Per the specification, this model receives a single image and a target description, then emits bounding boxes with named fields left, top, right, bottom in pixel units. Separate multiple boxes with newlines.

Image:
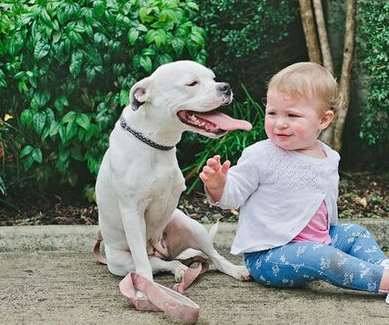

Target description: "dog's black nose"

left=217, top=83, right=231, bottom=96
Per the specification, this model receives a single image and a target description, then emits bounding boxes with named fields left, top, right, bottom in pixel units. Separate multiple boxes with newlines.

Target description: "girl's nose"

left=275, top=117, right=288, bottom=128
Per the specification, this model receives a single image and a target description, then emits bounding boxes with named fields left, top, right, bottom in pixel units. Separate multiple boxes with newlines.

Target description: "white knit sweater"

left=213, top=139, right=340, bottom=254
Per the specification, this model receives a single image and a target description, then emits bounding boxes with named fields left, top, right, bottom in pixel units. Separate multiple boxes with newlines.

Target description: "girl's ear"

left=319, top=110, right=335, bottom=130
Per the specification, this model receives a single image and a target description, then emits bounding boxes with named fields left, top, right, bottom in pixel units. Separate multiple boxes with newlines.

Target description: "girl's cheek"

left=264, top=121, right=272, bottom=134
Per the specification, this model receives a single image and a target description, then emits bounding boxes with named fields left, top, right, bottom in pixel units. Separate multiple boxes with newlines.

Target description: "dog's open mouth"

left=177, top=110, right=252, bottom=135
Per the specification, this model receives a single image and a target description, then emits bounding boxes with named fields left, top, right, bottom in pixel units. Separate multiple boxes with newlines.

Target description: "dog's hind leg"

left=149, top=257, right=189, bottom=282
left=172, top=209, right=251, bottom=281
left=105, top=245, right=188, bottom=282
left=175, top=248, right=207, bottom=261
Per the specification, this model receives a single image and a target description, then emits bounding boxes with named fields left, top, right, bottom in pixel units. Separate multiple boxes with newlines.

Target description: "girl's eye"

left=266, top=111, right=276, bottom=116
left=187, top=80, right=198, bottom=87
left=288, top=114, right=300, bottom=118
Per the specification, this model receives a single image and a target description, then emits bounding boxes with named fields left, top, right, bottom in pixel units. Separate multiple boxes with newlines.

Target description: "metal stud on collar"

left=119, top=116, right=175, bottom=151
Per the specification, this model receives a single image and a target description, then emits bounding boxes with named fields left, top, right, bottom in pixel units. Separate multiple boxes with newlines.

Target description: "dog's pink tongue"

left=196, top=112, right=252, bottom=131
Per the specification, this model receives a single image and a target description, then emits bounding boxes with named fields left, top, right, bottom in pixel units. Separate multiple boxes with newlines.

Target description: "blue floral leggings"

left=243, top=223, right=387, bottom=293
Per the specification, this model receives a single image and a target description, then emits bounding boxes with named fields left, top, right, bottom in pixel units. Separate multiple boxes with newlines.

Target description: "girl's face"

left=265, top=89, right=334, bottom=157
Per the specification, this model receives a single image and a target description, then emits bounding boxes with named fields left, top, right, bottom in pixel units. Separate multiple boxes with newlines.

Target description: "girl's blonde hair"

left=267, top=62, right=344, bottom=114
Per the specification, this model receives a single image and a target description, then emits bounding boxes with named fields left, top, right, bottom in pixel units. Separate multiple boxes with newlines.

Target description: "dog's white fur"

left=95, top=60, right=250, bottom=283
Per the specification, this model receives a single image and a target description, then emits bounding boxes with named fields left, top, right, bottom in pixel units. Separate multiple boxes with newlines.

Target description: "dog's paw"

left=230, top=265, right=252, bottom=281
left=174, top=262, right=189, bottom=282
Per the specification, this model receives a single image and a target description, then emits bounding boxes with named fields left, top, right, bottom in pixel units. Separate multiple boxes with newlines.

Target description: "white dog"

left=95, top=60, right=252, bottom=284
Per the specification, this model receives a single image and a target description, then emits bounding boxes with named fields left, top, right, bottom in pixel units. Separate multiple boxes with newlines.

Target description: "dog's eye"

left=186, top=80, right=198, bottom=87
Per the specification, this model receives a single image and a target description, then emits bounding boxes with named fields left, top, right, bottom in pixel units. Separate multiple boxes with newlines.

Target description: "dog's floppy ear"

left=129, top=77, right=153, bottom=111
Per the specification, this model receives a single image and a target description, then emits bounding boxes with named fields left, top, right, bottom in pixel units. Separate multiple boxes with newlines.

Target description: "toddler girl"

left=200, top=62, right=389, bottom=302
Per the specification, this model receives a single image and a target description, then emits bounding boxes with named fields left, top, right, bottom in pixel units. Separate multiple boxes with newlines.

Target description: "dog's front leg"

left=119, top=202, right=153, bottom=281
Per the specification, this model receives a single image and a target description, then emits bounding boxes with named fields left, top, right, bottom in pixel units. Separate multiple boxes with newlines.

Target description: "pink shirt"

left=292, top=200, right=331, bottom=244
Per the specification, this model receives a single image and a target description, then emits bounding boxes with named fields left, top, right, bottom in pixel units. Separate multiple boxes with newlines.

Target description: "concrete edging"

left=0, top=218, right=388, bottom=252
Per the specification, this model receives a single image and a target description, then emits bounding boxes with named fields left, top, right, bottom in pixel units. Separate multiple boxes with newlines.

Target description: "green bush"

left=0, top=0, right=206, bottom=196
left=195, top=0, right=301, bottom=100
left=357, top=1, right=389, bottom=151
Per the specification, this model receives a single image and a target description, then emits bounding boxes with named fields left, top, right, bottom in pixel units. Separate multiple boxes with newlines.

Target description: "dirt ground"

left=1, top=247, right=388, bottom=325
left=0, top=171, right=388, bottom=226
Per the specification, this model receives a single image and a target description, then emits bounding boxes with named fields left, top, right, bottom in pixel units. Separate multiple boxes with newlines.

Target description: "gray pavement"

left=1, top=219, right=389, bottom=325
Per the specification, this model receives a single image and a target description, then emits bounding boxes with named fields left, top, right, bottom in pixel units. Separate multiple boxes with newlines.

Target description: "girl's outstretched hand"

left=199, top=155, right=230, bottom=202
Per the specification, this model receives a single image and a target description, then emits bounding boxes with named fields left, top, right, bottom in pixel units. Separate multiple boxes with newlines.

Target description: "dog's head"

left=129, top=60, right=252, bottom=138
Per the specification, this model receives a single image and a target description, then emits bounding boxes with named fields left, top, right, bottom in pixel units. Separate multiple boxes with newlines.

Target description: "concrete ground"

left=1, top=220, right=389, bottom=325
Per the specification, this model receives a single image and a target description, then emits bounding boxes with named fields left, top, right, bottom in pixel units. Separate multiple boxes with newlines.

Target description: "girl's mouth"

left=275, top=134, right=291, bottom=140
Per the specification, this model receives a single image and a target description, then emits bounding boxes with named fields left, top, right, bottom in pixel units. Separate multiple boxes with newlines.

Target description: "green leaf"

left=66, top=121, right=78, bottom=140
left=137, top=24, right=148, bottom=32
left=40, top=9, right=53, bottom=28
left=164, top=9, right=177, bottom=23
left=21, top=109, right=33, bottom=126
left=58, top=125, right=66, bottom=144
left=45, top=108, right=55, bottom=124
left=140, top=56, right=152, bottom=73
left=94, top=32, right=106, bottom=45
left=123, top=2, right=131, bottom=15
left=159, top=10, right=167, bottom=22
left=33, top=91, right=51, bottom=108
left=76, top=114, right=90, bottom=130
left=132, top=54, right=141, bottom=70
left=139, top=7, right=153, bottom=23
left=23, top=156, right=34, bottom=170
left=83, top=8, right=94, bottom=25
left=141, top=48, right=156, bottom=56
left=34, top=41, right=50, bottom=61
left=154, top=31, right=166, bottom=47
left=157, top=53, right=173, bottom=66
left=93, top=0, right=105, bottom=17
left=53, top=30, right=61, bottom=43
left=9, top=33, right=24, bottom=57
left=0, top=69, right=6, bottom=88
left=70, top=50, right=83, bottom=77
left=172, top=38, right=184, bottom=55
left=19, top=145, right=34, bottom=158
left=49, top=122, right=60, bottom=139
left=145, top=29, right=156, bottom=44
left=86, top=67, right=96, bottom=84
left=186, top=2, right=199, bottom=11
left=128, top=28, right=139, bottom=46
left=62, top=111, right=77, bottom=124
left=54, top=96, right=69, bottom=112
left=120, top=89, right=130, bottom=106
left=78, top=129, right=85, bottom=142
left=68, top=30, right=84, bottom=45
left=29, top=76, right=37, bottom=88
left=85, top=124, right=97, bottom=141
left=190, top=30, right=204, bottom=45
left=31, top=148, right=43, bottom=164
left=32, top=111, right=47, bottom=135
left=57, top=149, right=70, bottom=172
left=83, top=46, right=102, bottom=65
left=18, top=81, right=28, bottom=93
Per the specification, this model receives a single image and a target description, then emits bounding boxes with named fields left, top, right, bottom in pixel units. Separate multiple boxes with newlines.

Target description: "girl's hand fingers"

left=202, top=166, right=215, bottom=176
left=199, top=172, right=208, bottom=182
left=221, top=160, right=231, bottom=174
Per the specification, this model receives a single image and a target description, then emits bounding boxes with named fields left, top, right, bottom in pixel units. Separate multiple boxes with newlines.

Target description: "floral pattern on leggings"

left=243, top=223, right=387, bottom=293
